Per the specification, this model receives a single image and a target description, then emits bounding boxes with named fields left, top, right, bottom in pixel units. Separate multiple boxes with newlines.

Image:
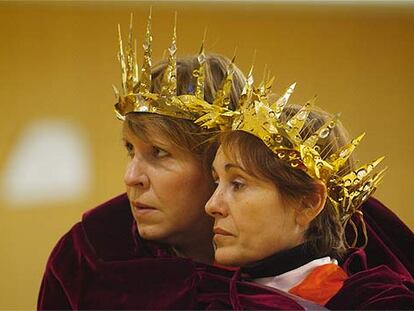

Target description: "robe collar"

left=241, top=243, right=324, bottom=278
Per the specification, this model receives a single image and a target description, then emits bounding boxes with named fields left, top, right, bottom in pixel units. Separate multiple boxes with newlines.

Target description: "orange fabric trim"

left=288, top=263, right=348, bottom=306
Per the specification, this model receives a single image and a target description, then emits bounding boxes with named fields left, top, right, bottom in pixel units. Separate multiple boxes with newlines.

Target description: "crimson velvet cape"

left=38, top=194, right=414, bottom=310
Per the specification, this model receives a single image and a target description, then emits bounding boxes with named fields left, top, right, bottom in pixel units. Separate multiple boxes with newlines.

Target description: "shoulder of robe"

left=350, top=197, right=414, bottom=278
left=326, top=264, right=414, bottom=310
left=79, top=193, right=135, bottom=260
left=46, top=193, right=133, bottom=266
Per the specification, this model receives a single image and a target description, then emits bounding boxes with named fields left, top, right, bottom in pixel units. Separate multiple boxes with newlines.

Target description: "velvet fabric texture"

left=38, top=194, right=414, bottom=310
left=349, top=197, right=414, bottom=279
left=327, top=249, right=414, bottom=309
left=332, top=197, right=414, bottom=309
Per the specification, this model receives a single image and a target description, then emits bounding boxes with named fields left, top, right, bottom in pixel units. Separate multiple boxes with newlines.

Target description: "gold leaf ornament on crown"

left=113, top=12, right=385, bottom=247
left=114, top=11, right=233, bottom=122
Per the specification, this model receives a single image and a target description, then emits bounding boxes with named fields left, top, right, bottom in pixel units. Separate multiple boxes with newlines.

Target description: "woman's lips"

left=213, top=227, right=233, bottom=243
left=132, top=202, right=157, bottom=216
left=213, top=227, right=232, bottom=236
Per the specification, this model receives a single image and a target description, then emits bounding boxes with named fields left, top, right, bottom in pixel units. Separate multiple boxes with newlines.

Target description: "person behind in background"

left=204, top=79, right=414, bottom=309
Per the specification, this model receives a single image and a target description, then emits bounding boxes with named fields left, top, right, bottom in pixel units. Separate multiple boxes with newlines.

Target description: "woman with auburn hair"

left=205, top=91, right=414, bottom=309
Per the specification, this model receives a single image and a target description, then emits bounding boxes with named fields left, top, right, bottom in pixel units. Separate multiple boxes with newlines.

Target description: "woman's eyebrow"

left=211, top=161, right=247, bottom=177
left=224, top=163, right=256, bottom=181
left=224, top=163, right=245, bottom=173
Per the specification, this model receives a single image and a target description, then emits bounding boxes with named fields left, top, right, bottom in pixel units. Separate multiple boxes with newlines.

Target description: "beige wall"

left=1, top=1, right=413, bottom=309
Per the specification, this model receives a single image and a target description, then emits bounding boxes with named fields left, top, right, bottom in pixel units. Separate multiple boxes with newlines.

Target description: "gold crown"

left=195, top=68, right=385, bottom=244
left=113, top=12, right=236, bottom=121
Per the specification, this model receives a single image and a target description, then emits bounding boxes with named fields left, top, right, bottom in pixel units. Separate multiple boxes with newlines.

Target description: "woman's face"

left=205, top=147, right=304, bottom=267
left=123, top=123, right=215, bottom=249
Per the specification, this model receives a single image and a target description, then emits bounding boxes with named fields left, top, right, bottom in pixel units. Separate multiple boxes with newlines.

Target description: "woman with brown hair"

left=37, top=14, right=249, bottom=309
left=205, top=81, right=414, bottom=309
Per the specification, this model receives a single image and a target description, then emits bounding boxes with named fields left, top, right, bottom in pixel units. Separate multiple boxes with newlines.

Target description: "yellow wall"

left=1, top=2, right=413, bottom=309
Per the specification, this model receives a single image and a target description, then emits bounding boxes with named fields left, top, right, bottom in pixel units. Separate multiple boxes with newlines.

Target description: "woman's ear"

left=295, top=181, right=327, bottom=227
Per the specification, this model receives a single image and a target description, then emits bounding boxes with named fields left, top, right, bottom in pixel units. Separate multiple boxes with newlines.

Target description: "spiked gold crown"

left=114, top=12, right=235, bottom=122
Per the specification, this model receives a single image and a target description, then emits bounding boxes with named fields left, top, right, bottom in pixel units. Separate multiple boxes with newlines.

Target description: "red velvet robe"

left=327, top=248, right=414, bottom=309
left=38, top=193, right=414, bottom=310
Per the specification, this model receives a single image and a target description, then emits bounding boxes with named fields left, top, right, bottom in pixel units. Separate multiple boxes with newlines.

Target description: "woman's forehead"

left=123, top=120, right=199, bottom=161
left=214, top=146, right=245, bottom=171
left=123, top=120, right=171, bottom=146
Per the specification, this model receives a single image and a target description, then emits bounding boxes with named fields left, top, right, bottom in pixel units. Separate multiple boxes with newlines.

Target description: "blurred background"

left=1, top=1, right=413, bottom=308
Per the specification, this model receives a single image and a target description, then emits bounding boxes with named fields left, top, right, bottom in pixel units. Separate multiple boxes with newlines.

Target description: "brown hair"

left=125, top=53, right=245, bottom=168
left=216, top=105, right=354, bottom=259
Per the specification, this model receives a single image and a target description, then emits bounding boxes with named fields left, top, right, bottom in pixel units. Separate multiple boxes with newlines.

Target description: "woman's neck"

left=173, top=241, right=214, bottom=264
left=171, top=221, right=215, bottom=264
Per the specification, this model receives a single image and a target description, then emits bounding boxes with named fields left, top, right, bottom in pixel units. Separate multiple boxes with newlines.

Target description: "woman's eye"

left=152, top=146, right=169, bottom=158
left=231, top=180, right=245, bottom=191
left=124, top=142, right=134, bottom=157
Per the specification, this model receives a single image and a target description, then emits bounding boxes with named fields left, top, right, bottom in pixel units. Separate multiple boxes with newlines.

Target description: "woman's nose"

left=205, top=188, right=228, bottom=218
left=124, top=157, right=150, bottom=189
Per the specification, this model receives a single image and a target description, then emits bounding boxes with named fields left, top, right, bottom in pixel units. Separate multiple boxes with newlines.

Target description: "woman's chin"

left=137, top=224, right=167, bottom=241
left=215, top=249, right=243, bottom=267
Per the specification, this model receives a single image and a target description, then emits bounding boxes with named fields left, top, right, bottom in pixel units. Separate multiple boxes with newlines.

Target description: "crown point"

left=194, top=31, right=207, bottom=101
left=203, top=27, right=208, bottom=42
left=249, top=50, right=257, bottom=71
left=246, top=51, right=256, bottom=79
left=353, top=133, right=366, bottom=145
left=231, top=47, right=237, bottom=64
left=112, top=85, right=119, bottom=98
left=173, top=11, right=178, bottom=35
left=375, top=166, right=388, bottom=181
left=371, top=156, right=385, bottom=168
left=375, top=174, right=385, bottom=187
left=377, top=155, right=385, bottom=162
left=160, top=13, right=178, bottom=98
